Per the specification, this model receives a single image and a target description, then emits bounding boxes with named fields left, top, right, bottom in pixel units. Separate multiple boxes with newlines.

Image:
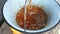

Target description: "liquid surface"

left=16, top=5, right=47, bottom=30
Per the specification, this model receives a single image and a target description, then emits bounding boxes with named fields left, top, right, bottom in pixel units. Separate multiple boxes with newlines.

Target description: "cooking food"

left=16, top=5, right=47, bottom=30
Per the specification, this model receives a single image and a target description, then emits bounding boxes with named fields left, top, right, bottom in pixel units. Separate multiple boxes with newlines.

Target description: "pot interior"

left=3, top=0, right=60, bottom=33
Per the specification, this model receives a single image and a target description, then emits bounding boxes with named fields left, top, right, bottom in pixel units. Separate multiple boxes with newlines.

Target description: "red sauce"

left=16, top=5, right=47, bottom=30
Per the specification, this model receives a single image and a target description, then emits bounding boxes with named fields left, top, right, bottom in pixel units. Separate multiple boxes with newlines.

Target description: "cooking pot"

left=0, top=0, right=60, bottom=34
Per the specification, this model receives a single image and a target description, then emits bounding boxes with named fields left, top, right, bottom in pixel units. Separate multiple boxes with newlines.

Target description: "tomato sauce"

left=16, top=5, right=47, bottom=30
